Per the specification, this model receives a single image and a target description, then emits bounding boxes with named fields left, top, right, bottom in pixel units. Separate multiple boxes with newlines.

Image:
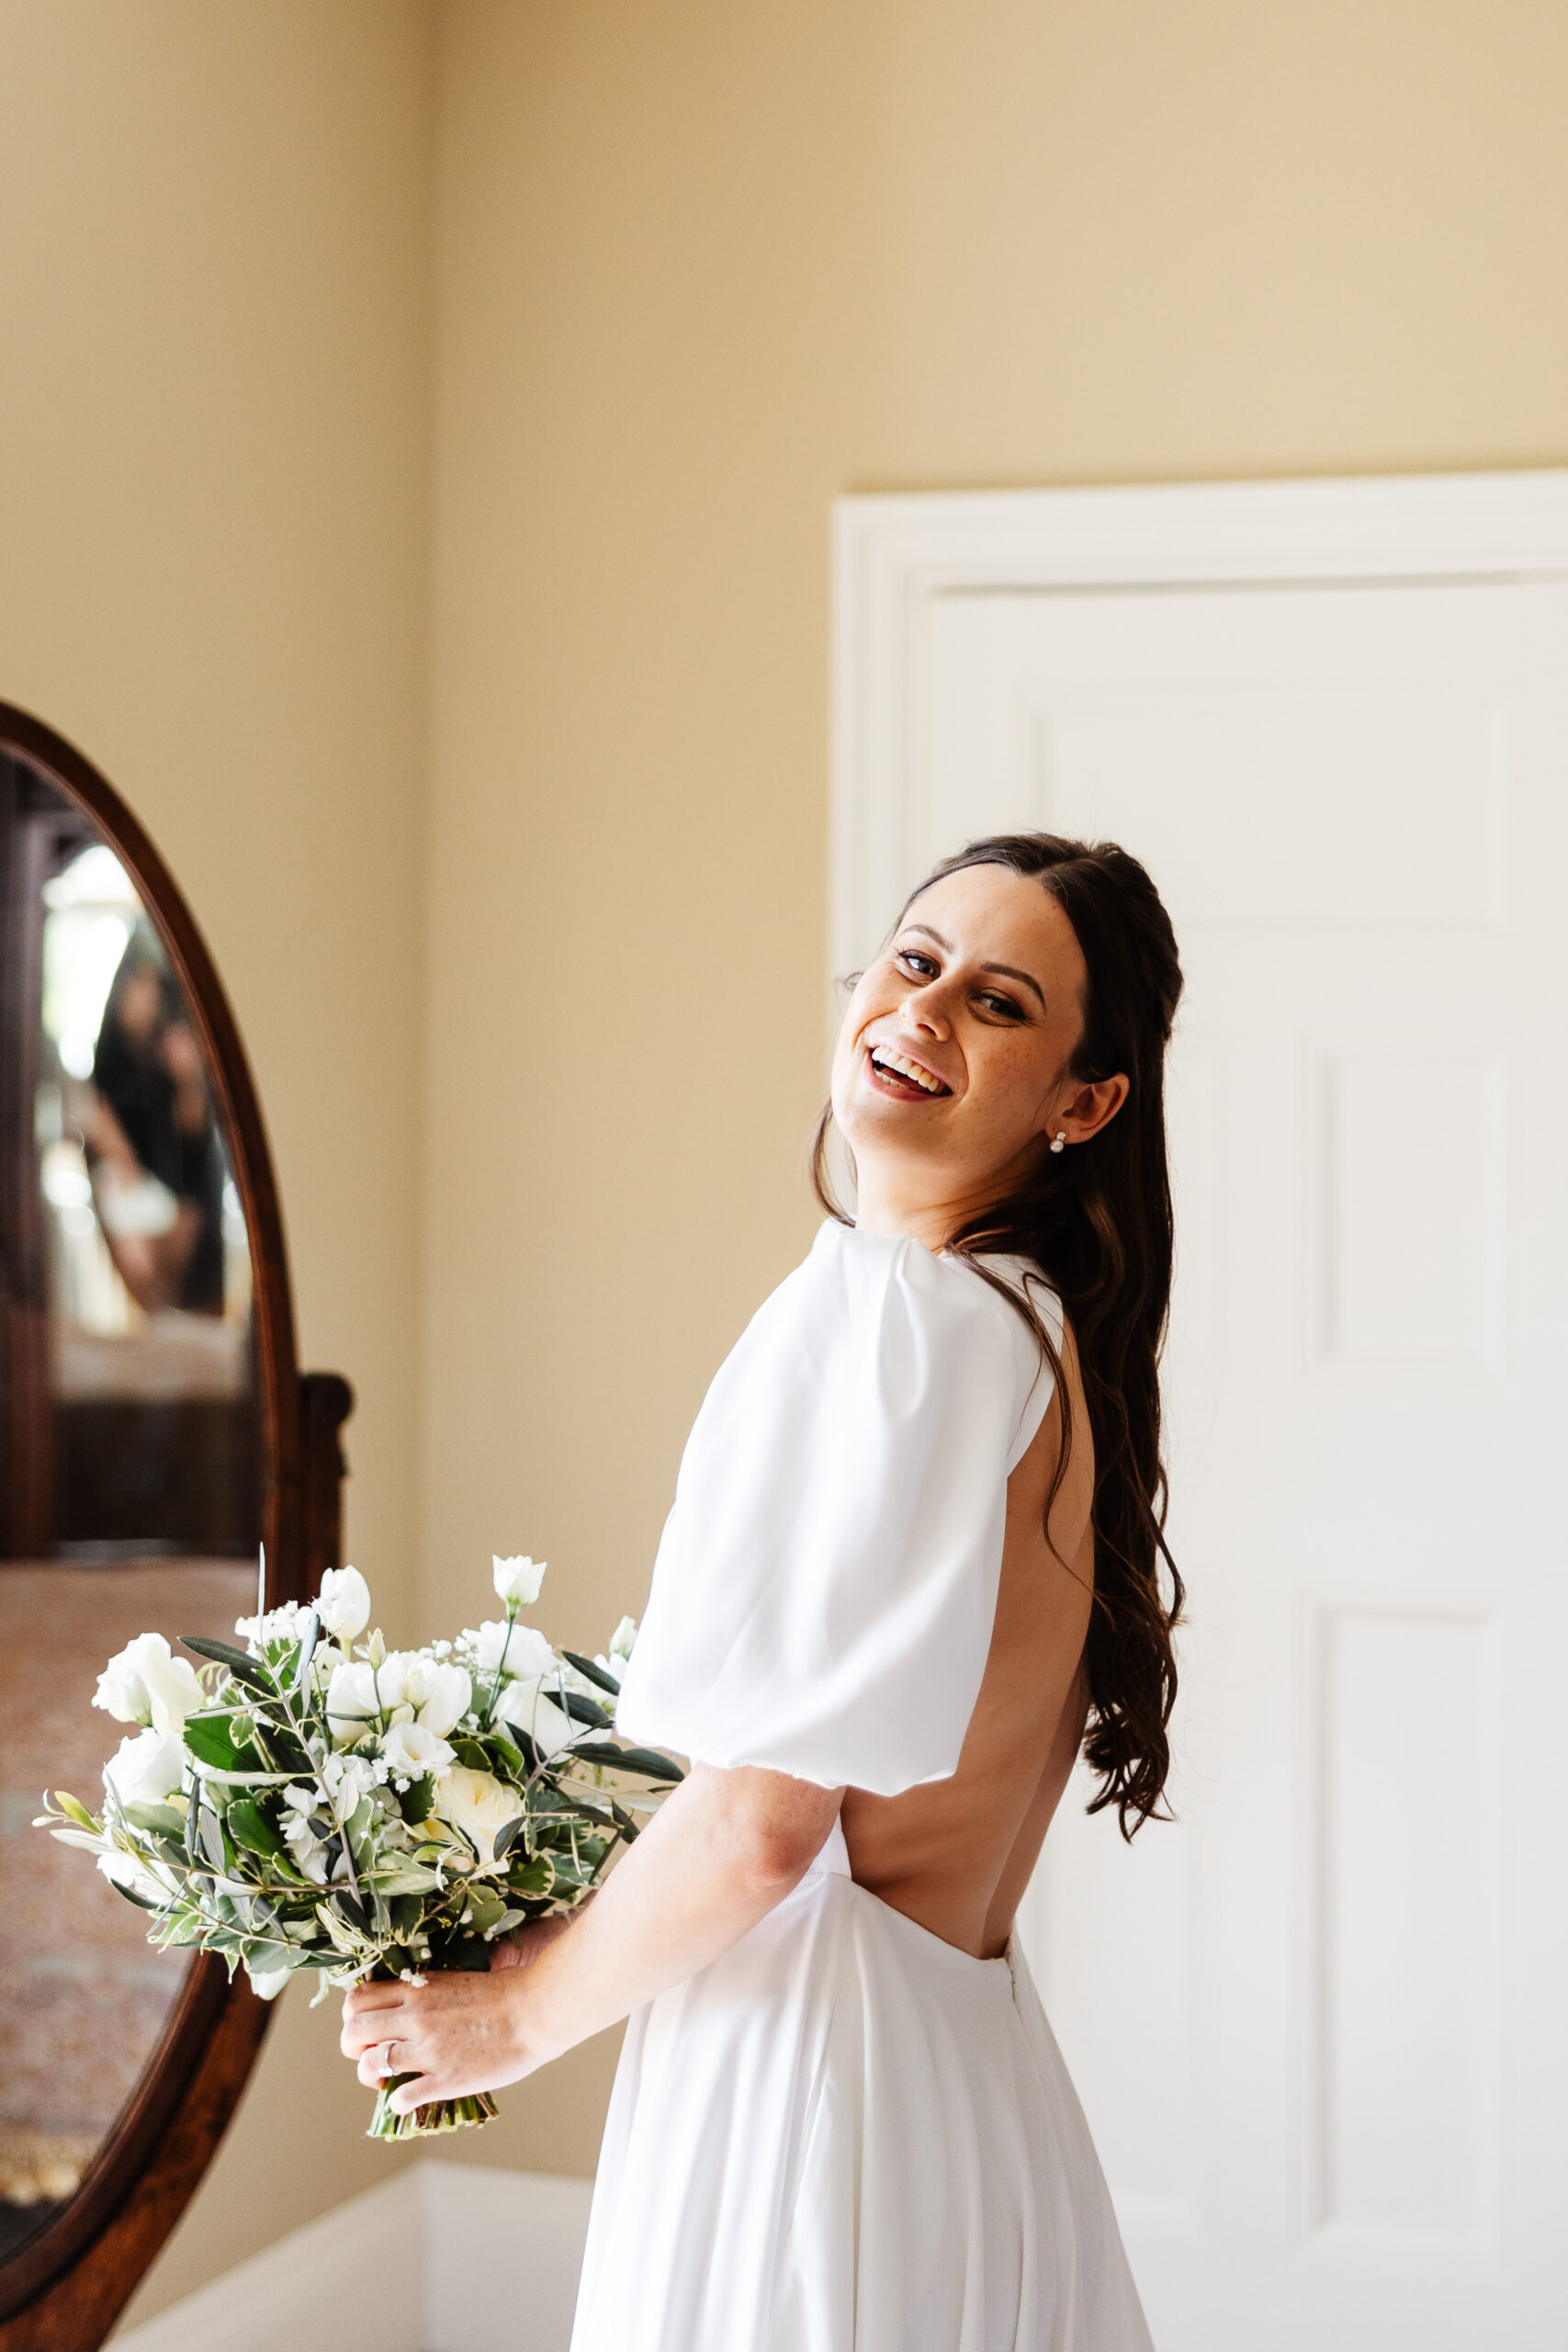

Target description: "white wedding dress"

left=569, top=1223, right=1155, bottom=2352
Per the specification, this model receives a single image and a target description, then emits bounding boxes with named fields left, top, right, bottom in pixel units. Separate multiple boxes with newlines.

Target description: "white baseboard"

left=112, top=2162, right=593, bottom=2352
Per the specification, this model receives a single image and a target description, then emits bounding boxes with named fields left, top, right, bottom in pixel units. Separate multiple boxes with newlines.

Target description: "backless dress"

left=569, top=1222, right=1155, bottom=2352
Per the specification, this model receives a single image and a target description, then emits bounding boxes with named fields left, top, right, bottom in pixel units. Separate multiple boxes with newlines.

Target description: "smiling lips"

left=867, top=1044, right=952, bottom=1099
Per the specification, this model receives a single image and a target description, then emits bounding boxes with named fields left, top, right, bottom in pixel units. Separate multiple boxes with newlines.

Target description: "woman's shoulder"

left=712, top=1223, right=1058, bottom=1477
left=766, top=1220, right=1059, bottom=1327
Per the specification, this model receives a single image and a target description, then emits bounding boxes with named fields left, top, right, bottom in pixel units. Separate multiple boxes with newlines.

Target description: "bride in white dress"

left=343, top=831, right=1185, bottom=2352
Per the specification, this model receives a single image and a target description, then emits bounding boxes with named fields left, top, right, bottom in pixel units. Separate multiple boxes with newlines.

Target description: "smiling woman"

left=822, top=833, right=1186, bottom=1837
left=340, top=829, right=1185, bottom=2352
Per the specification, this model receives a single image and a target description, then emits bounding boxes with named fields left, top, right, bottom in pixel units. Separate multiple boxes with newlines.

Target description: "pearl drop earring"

left=1050, top=1131, right=1066, bottom=1155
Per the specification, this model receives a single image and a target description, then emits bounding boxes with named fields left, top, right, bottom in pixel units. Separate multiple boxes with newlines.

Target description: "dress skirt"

left=569, top=1826, right=1154, bottom=2352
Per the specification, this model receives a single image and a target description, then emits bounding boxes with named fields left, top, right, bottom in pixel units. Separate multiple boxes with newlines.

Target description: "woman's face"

left=831, top=864, right=1112, bottom=1224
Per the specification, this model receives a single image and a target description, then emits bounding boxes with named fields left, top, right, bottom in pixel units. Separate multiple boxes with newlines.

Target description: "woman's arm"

left=340, top=1763, right=841, bottom=2114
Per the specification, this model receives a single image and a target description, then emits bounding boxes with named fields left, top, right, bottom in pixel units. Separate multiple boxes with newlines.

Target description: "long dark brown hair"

left=814, top=831, right=1185, bottom=1836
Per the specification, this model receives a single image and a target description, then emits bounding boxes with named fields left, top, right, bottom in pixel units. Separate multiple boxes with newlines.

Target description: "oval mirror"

left=0, top=705, right=351, bottom=2349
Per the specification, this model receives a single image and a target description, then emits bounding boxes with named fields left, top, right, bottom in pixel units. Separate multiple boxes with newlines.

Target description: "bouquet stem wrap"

left=369, top=2080, right=500, bottom=2140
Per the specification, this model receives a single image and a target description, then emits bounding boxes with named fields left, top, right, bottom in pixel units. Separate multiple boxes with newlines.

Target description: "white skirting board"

left=111, top=2161, right=593, bottom=2352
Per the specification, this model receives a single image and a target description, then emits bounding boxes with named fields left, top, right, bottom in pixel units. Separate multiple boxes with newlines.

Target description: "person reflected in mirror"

left=343, top=833, right=1184, bottom=2352
left=83, top=924, right=225, bottom=1315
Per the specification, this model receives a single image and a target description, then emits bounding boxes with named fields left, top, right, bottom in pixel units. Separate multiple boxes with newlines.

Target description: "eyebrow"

left=901, top=922, right=1048, bottom=1012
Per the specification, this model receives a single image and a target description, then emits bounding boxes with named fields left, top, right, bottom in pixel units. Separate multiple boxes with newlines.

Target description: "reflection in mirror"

left=0, top=752, right=260, bottom=2263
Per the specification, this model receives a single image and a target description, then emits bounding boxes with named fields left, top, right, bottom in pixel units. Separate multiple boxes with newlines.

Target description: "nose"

left=907, top=978, right=954, bottom=1039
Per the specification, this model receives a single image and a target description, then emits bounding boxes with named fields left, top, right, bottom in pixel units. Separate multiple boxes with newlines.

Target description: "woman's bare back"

left=841, top=1319, right=1095, bottom=1959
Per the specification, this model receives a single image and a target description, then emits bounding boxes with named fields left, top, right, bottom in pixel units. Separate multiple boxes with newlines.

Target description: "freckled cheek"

left=967, top=1037, right=1055, bottom=1146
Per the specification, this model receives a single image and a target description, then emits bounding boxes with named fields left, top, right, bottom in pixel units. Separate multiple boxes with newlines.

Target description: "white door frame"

left=831, top=469, right=1568, bottom=976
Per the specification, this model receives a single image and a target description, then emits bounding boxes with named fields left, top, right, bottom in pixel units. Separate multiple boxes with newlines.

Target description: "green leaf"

left=558, top=1689, right=613, bottom=1729
left=182, top=1713, right=248, bottom=1772
left=227, top=1799, right=287, bottom=1859
left=465, top=1884, right=508, bottom=1936
left=507, top=1850, right=556, bottom=1900
left=397, top=1772, right=435, bottom=1825
left=491, top=1815, right=528, bottom=1864
left=291, top=1611, right=321, bottom=1690
left=106, top=1876, right=164, bottom=1914
left=561, top=1650, right=621, bottom=1698
left=375, top=1862, right=445, bottom=1898
left=197, top=1805, right=229, bottom=1873
left=569, top=1741, right=683, bottom=1783
left=52, top=1791, right=99, bottom=1829
left=181, top=1636, right=275, bottom=1696
left=122, top=1801, right=186, bottom=1838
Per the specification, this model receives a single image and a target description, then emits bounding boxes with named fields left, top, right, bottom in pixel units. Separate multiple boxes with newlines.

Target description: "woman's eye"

left=897, top=949, right=939, bottom=978
left=977, top=992, right=1024, bottom=1021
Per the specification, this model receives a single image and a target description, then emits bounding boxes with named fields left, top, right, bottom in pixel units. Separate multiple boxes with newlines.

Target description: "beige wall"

left=421, top=0, right=1568, bottom=2181
left=0, top=0, right=435, bottom=2324
left=5, top=0, right=1568, bottom=2321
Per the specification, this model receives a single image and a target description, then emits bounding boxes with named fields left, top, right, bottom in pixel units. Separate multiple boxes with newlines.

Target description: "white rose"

left=401, top=1657, right=472, bottom=1738
left=94, top=1634, right=203, bottom=1735
left=492, top=1554, right=547, bottom=1608
left=316, top=1565, right=371, bottom=1640
left=494, top=1674, right=579, bottom=1758
left=468, top=1619, right=555, bottom=1679
left=432, top=1765, right=524, bottom=1869
left=379, top=1720, right=456, bottom=1783
left=103, top=1727, right=187, bottom=1808
left=325, top=1659, right=382, bottom=1746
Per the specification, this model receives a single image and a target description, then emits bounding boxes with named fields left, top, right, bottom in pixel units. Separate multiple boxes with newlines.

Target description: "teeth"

left=872, top=1047, right=944, bottom=1095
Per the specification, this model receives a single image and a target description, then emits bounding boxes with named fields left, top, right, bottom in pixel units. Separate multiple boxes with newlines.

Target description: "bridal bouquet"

left=38, top=1555, right=682, bottom=2140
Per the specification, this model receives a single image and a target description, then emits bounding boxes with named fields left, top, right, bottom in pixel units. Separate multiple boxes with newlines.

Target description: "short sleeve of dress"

left=613, top=1223, right=1060, bottom=1796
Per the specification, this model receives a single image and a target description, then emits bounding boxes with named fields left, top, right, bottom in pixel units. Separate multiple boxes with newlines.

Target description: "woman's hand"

left=341, top=1916, right=580, bottom=2111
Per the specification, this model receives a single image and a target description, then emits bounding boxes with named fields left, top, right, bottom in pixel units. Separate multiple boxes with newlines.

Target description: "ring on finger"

left=371, top=2041, right=402, bottom=2078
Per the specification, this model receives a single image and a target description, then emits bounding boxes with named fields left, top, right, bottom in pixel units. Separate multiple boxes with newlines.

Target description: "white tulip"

left=379, top=1719, right=456, bottom=1784
left=402, top=1657, right=472, bottom=1739
left=492, top=1555, right=547, bottom=1608
left=103, top=1727, right=187, bottom=1808
left=494, top=1674, right=578, bottom=1758
left=325, top=1659, right=382, bottom=1746
left=593, top=1616, right=638, bottom=1685
left=371, top=1652, right=418, bottom=1711
left=315, top=1565, right=371, bottom=1641
left=433, top=1765, right=524, bottom=1869
left=94, top=1634, right=203, bottom=1736
left=468, top=1619, right=555, bottom=1680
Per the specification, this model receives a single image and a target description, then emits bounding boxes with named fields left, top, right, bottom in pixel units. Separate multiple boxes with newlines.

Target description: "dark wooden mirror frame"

left=0, top=704, right=352, bottom=2352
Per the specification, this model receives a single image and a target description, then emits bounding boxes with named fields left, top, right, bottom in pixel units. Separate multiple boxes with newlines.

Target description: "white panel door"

left=833, top=499, right=1568, bottom=2352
